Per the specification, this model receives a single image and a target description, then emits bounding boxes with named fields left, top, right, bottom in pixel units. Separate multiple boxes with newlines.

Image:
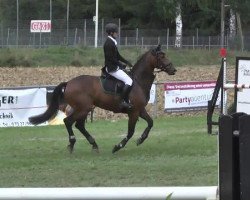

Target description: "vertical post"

left=196, top=28, right=198, bottom=47
left=101, top=18, right=104, bottom=45
left=1, top=22, right=3, bottom=47
left=239, top=115, right=250, bottom=200
left=209, top=36, right=211, bottom=51
left=66, top=0, right=69, bottom=45
left=219, top=115, right=234, bottom=200
left=141, top=37, right=143, bottom=48
left=221, top=0, right=225, bottom=48
left=74, top=28, right=77, bottom=46
left=94, top=0, right=99, bottom=48
left=7, top=28, right=10, bottom=46
left=16, top=0, right=19, bottom=47
left=39, top=31, right=42, bottom=48
left=222, top=57, right=227, bottom=114
left=192, top=36, right=195, bottom=49
left=33, top=33, right=35, bottom=47
left=125, top=36, right=127, bottom=46
left=50, top=0, right=52, bottom=45
left=136, top=28, right=138, bottom=46
left=166, top=28, right=169, bottom=50
left=118, top=18, right=121, bottom=46
left=84, top=19, right=86, bottom=46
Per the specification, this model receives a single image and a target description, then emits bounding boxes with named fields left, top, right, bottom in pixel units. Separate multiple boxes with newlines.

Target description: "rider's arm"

left=117, top=51, right=133, bottom=67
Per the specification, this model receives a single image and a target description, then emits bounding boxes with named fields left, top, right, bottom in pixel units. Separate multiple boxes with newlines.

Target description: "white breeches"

left=108, top=69, right=133, bottom=86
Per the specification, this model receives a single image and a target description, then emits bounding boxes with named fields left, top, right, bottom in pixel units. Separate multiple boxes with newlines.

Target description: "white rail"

left=0, top=186, right=218, bottom=200
left=224, top=83, right=250, bottom=89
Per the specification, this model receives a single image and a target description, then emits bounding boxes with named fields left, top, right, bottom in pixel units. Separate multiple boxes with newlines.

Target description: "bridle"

left=153, top=51, right=171, bottom=74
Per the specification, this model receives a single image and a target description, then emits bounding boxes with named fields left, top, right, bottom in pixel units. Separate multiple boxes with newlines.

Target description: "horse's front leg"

left=137, top=109, right=153, bottom=146
left=112, top=112, right=139, bottom=154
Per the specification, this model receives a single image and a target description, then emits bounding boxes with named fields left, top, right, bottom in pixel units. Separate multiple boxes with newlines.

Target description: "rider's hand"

left=120, top=64, right=126, bottom=70
left=127, top=61, right=133, bottom=68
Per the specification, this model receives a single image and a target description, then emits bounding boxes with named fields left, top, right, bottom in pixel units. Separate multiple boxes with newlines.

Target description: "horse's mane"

left=131, top=50, right=150, bottom=73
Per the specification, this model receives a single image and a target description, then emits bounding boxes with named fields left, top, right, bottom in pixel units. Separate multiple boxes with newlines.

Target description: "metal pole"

left=50, top=0, right=52, bottom=45
left=101, top=18, right=104, bottom=45
left=196, top=28, right=198, bottom=47
left=220, top=0, right=225, bottom=48
left=222, top=58, right=227, bottom=114
left=118, top=18, right=121, bottom=46
left=136, top=28, right=138, bottom=46
left=84, top=19, right=86, bottom=46
left=66, top=0, right=69, bottom=45
left=94, top=0, right=99, bottom=48
left=16, top=0, right=19, bottom=47
left=166, top=28, right=169, bottom=50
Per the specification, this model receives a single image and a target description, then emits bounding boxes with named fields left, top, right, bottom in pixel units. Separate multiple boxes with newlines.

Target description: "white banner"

left=236, top=58, right=250, bottom=114
left=148, top=84, right=156, bottom=104
left=0, top=88, right=47, bottom=127
left=30, top=20, right=51, bottom=33
left=164, top=81, right=220, bottom=112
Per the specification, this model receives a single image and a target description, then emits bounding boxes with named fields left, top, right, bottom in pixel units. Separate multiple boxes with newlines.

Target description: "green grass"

left=0, top=46, right=248, bottom=67
left=0, top=115, right=218, bottom=187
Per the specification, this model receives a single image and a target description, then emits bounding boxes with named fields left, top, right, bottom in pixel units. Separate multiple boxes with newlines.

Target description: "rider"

left=103, top=23, right=133, bottom=109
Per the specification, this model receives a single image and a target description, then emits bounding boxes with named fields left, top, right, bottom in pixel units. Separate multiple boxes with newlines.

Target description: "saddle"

left=100, top=67, right=126, bottom=95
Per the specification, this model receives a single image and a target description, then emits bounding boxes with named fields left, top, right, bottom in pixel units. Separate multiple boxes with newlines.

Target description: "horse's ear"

left=151, top=44, right=161, bottom=56
left=156, top=44, right=161, bottom=52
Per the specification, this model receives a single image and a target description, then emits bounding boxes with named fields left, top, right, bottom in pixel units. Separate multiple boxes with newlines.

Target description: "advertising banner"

left=0, top=88, right=47, bottom=127
left=236, top=58, right=250, bottom=114
left=30, top=20, right=51, bottom=33
left=164, top=81, right=220, bottom=112
left=148, top=84, right=156, bottom=104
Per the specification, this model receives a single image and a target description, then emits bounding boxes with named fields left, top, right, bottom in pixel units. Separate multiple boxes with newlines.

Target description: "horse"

left=29, top=45, right=177, bottom=153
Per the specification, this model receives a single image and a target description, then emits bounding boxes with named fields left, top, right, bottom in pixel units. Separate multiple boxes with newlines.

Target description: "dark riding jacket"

left=104, top=36, right=129, bottom=72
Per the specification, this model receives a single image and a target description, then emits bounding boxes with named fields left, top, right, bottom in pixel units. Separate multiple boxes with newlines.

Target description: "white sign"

left=0, top=88, right=47, bottom=127
left=30, top=20, right=51, bottom=33
left=164, top=81, right=220, bottom=112
left=236, top=58, right=250, bottom=114
left=148, top=84, right=156, bottom=104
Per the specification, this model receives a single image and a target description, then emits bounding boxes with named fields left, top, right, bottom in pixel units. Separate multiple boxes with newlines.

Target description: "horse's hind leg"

left=63, top=114, right=77, bottom=153
left=137, top=108, right=153, bottom=146
left=75, top=117, right=99, bottom=153
left=112, top=112, right=139, bottom=153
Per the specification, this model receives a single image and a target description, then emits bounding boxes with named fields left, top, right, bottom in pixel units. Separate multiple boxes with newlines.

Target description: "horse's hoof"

left=92, top=147, right=99, bottom=153
left=112, top=145, right=119, bottom=154
left=136, top=137, right=143, bottom=146
left=67, top=145, right=74, bottom=154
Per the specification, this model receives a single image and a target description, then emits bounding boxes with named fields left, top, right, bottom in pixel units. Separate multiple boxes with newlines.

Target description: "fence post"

left=239, top=115, right=250, bottom=200
left=219, top=115, right=234, bottom=200
left=74, top=28, right=77, bottom=46
left=84, top=19, right=86, bottom=46
left=166, top=28, right=169, bottom=50
left=209, top=36, right=211, bottom=51
left=7, top=28, right=10, bottom=46
left=136, top=28, right=138, bottom=46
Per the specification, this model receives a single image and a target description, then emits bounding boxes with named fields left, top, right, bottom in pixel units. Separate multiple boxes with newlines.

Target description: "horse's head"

left=151, top=45, right=177, bottom=75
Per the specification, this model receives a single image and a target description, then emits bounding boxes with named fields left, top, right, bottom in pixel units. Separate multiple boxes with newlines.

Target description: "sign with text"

left=236, top=58, right=250, bottom=114
left=0, top=88, right=47, bottom=127
left=164, top=81, right=220, bottom=112
left=30, top=20, right=51, bottom=33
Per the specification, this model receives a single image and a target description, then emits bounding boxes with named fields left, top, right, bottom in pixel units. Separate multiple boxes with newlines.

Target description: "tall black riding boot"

left=119, top=84, right=133, bottom=109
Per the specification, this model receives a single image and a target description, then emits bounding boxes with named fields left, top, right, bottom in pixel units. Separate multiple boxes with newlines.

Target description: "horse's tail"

left=29, top=82, right=67, bottom=125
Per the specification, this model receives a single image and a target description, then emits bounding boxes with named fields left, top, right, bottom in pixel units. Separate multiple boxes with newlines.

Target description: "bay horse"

left=29, top=45, right=176, bottom=153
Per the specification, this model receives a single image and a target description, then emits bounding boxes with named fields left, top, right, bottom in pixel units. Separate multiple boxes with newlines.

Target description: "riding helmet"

left=105, top=23, right=118, bottom=34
